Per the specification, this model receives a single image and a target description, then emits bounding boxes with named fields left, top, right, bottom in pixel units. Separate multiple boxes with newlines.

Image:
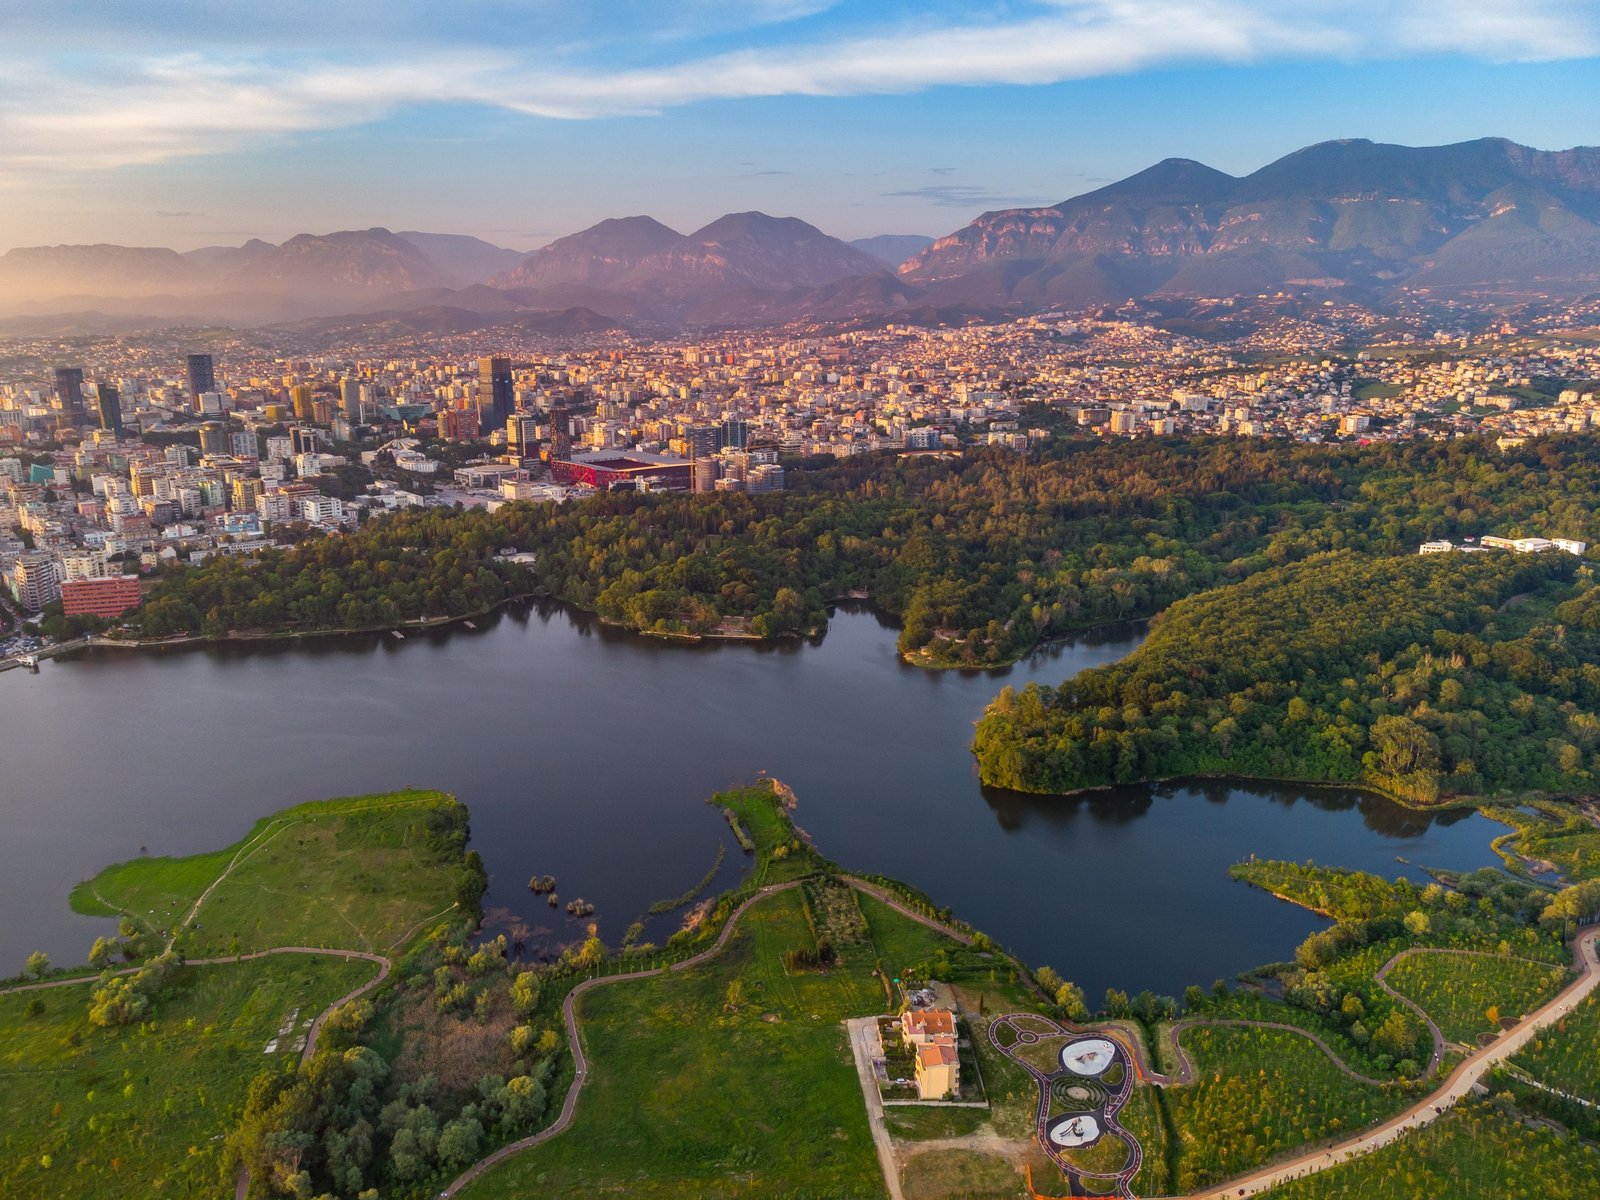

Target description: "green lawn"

left=1258, top=1098, right=1600, bottom=1198
left=899, top=1148, right=1024, bottom=1200
left=71, top=790, right=469, bottom=958
left=458, top=886, right=894, bottom=1199
left=0, top=955, right=373, bottom=1200
left=1384, top=951, right=1568, bottom=1045
left=1510, top=991, right=1600, bottom=1103
left=713, top=781, right=825, bottom=885
left=1166, top=1024, right=1415, bottom=1192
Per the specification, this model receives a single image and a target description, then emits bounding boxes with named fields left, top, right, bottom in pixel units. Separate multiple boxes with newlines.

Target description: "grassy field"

left=1257, top=1097, right=1600, bottom=1198
left=459, top=881, right=1025, bottom=1200
left=899, top=1149, right=1024, bottom=1200
left=70, top=790, right=469, bottom=958
left=1384, top=950, right=1568, bottom=1044
left=1484, top=803, right=1600, bottom=882
left=0, top=955, right=373, bottom=1200
left=1166, top=1024, right=1415, bottom=1192
left=459, top=887, right=891, bottom=1198
left=713, top=780, right=824, bottom=885
left=1509, top=991, right=1600, bottom=1103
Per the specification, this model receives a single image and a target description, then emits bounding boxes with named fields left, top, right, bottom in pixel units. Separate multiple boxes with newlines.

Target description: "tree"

left=25, top=951, right=48, bottom=979
left=1372, top=1009, right=1420, bottom=1060
left=1056, top=981, right=1089, bottom=1022
left=88, top=938, right=116, bottom=970
left=1403, top=909, right=1431, bottom=936
left=437, top=1115, right=483, bottom=1167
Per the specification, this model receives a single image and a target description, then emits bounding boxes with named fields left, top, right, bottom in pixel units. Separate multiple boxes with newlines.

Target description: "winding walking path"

left=0, top=947, right=391, bottom=1064
left=438, top=881, right=800, bottom=1198
left=1165, top=925, right=1600, bottom=1199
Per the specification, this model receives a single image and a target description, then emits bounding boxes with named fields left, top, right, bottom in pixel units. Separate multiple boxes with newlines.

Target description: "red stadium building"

left=548, top=451, right=692, bottom=491
left=61, top=575, right=143, bottom=619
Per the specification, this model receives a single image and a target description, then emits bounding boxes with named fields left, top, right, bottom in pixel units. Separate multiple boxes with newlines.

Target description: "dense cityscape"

left=6, top=298, right=1600, bottom=640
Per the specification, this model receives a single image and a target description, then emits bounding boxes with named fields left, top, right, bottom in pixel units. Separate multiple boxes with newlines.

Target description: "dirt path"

left=438, top=881, right=799, bottom=1198
left=1163, top=925, right=1600, bottom=1199
left=847, top=1016, right=907, bottom=1200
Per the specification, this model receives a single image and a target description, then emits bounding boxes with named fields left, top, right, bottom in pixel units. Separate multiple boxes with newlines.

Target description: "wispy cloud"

left=882, top=185, right=1056, bottom=207
left=0, top=0, right=1596, bottom=177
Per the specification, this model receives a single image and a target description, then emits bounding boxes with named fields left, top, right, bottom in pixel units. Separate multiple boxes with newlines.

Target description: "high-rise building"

left=548, top=404, right=572, bottom=461
left=507, top=414, right=541, bottom=459
left=290, top=426, right=321, bottom=455
left=198, top=422, right=230, bottom=458
left=186, top=353, right=216, bottom=401
left=93, top=382, right=124, bottom=438
left=718, top=416, right=749, bottom=450
left=55, top=367, right=87, bottom=426
left=10, top=551, right=62, bottom=613
left=478, top=357, right=514, bottom=435
left=290, top=385, right=314, bottom=421
left=340, top=377, right=362, bottom=422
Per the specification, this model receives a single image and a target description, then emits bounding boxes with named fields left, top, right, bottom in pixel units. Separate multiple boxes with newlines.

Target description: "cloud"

left=883, top=185, right=1056, bottom=207
left=155, top=210, right=197, bottom=218
left=0, top=0, right=1596, bottom=177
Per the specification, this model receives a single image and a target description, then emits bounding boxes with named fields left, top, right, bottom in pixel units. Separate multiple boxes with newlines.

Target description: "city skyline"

left=3, top=0, right=1599, bottom=251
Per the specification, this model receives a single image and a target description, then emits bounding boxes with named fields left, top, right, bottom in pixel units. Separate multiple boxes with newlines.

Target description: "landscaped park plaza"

left=2, top=780, right=1599, bottom=1200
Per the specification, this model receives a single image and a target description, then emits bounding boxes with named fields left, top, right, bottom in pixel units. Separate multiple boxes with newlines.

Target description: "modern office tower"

left=548, top=403, right=572, bottom=461
left=198, top=422, right=230, bottom=458
left=55, top=367, right=87, bottom=426
left=718, top=416, right=749, bottom=450
left=93, top=382, right=123, bottom=437
left=477, top=357, right=514, bottom=435
left=685, top=425, right=718, bottom=459
left=507, top=413, right=541, bottom=458
left=186, top=353, right=216, bottom=401
left=290, top=425, right=321, bottom=455
left=340, top=377, right=362, bottom=421
left=290, top=385, right=314, bottom=421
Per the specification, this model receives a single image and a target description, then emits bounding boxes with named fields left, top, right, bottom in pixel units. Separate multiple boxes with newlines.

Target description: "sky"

left=2, top=0, right=1598, bottom=252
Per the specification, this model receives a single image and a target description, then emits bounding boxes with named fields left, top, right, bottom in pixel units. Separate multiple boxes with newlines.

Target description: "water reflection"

left=7, top=604, right=1501, bottom=999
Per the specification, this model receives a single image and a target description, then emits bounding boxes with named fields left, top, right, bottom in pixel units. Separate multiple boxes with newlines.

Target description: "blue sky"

left=2, top=0, right=1597, bottom=251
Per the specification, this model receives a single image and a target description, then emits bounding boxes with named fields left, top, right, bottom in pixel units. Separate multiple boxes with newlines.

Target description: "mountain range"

left=3, top=137, right=1597, bottom=334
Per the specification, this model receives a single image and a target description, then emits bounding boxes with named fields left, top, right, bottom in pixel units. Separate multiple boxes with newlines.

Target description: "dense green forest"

left=133, top=436, right=1600, bottom=669
left=974, top=550, right=1600, bottom=802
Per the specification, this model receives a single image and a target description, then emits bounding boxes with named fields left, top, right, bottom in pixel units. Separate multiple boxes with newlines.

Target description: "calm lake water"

left=3, top=603, right=1500, bottom=999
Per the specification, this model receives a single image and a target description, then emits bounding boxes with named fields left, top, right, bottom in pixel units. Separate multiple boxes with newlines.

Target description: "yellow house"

left=913, top=1040, right=960, bottom=1100
left=902, top=1008, right=960, bottom=1099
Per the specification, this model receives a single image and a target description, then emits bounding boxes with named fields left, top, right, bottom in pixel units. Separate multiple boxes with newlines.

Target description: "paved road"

left=846, top=1016, right=907, bottom=1200
left=1165, top=925, right=1600, bottom=1199
left=439, top=882, right=798, bottom=1198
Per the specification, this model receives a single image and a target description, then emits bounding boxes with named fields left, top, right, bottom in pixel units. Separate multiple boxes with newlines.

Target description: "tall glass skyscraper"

left=94, top=382, right=123, bottom=438
left=54, top=366, right=86, bottom=426
left=186, top=353, right=216, bottom=401
left=477, top=356, right=514, bottom=435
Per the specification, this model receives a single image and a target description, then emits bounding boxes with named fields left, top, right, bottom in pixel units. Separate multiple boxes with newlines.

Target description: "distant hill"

left=903, top=138, right=1600, bottom=305
left=850, top=234, right=936, bottom=268
left=5, top=139, right=1599, bottom=329
left=395, top=232, right=522, bottom=287
left=491, top=211, right=882, bottom=314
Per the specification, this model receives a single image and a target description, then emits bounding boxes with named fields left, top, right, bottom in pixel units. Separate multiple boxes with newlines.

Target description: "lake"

left=2, top=602, right=1500, bottom=999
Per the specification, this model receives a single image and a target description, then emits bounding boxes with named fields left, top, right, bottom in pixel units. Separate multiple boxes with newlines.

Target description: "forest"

left=974, top=550, right=1600, bottom=802
left=129, top=435, right=1600, bottom=670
